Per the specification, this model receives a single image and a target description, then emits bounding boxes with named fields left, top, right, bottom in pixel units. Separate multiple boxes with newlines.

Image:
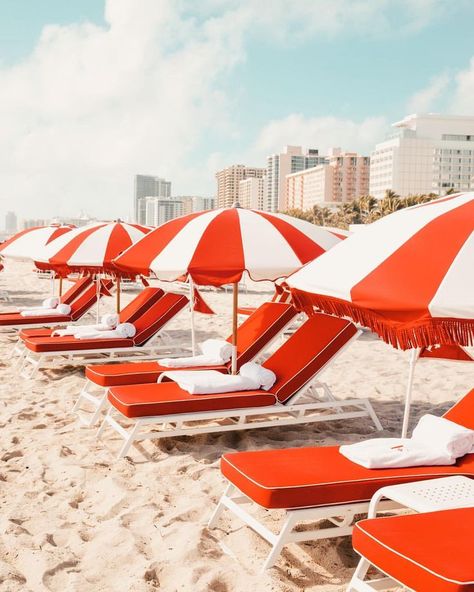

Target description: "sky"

left=0, top=0, right=474, bottom=223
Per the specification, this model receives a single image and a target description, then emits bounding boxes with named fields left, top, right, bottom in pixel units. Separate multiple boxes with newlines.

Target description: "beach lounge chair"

left=17, top=288, right=189, bottom=379
left=208, top=387, right=474, bottom=569
left=0, top=277, right=111, bottom=334
left=75, top=301, right=298, bottom=426
left=97, top=313, right=382, bottom=458
left=349, top=507, right=474, bottom=591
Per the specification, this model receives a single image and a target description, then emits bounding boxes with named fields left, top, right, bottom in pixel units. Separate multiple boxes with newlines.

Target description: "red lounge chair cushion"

left=119, top=287, right=164, bottom=323
left=220, top=446, right=474, bottom=509
left=444, top=388, right=474, bottom=430
left=131, top=292, right=188, bottom=346
left=23, top=335, right=134, bottom=353
left=86, top=361, right=228, bottom=387
left=0, top=313, right=73, bottom=326
left=107, top=382, right=276, bottom=418
left=353, top=509, right=474, bottom=592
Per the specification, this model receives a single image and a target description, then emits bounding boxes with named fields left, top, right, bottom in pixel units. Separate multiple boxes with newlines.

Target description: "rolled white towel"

left=115, top=322, right=136, bottom=338
left=339, top=438, right=456, bottom=469
left=159, top=354, right=228, bottom=368
left=200, top=339, right=233, bottom=362
left=76, top=322, right=136, bottom=340
left=240, top=362, right=276, bottom=391
left=162, top=370, right=259, bottom=395
left=20, top=303, right=71, bottom=317
left=18, top=296, right=60, bottom=312
left=412, top=414, right=474, bottom=457
left=53, top=313, right=120, bottom=336
left=101, top=313, right=119, bottom=329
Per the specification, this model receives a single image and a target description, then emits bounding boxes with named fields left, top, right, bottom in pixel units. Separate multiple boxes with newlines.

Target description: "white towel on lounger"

left=20, top=303, right=71, bottom=317
left=159, top=338, right=233, bottom=368
left=161, top=370, right=259, bottom=394
left=18, top=297, right=60, bottom=312
left=52, top=313, right=119, bottom=337
left=340, top=414, right=474, bottom=469
left=76, top=322, right=136, bottom=340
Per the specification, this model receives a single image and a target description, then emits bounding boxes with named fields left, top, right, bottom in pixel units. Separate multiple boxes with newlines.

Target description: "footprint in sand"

left=17, top=411, right=37, bottom=420
left=59, top=445, right=74, bottom=457
left=1, top=450, right=23, bottom=462
left=42, top=560, right=80, bottom=591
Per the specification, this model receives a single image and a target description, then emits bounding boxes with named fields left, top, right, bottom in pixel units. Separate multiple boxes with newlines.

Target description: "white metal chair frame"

left=94, top=330, right=383, bottom=458
left=208, top=484, right=397, bottom=572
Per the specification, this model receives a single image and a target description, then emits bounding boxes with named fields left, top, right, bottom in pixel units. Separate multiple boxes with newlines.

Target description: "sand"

left=0, top=261, right=472, bottom=592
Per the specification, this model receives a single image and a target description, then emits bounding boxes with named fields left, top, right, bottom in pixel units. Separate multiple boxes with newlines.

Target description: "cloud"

left=450, top=57, right=474, bottom=115
left=0, top=0, right=465, bottom=222
left=251, top=114, right=388, bottom=159
left=407, top=73, right=451, bottom=113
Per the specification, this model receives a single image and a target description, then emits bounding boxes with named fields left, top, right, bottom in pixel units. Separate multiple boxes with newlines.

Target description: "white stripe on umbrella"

left=63, top=223, right=115, bottom=267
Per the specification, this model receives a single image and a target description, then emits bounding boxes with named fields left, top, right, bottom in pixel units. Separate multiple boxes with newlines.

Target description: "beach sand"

left=0, top=261, right=472, bottom=592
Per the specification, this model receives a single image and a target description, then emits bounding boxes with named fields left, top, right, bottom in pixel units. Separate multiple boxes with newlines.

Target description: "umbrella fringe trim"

left=290, top=290, right=474, bottom=351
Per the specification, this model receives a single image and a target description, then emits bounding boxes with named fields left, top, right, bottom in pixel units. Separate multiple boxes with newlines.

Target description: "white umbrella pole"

left=231, top=282, right=238, bottom=374
left=96, top=274, right=101, bottom=323
left=401, top=348, right=420, bottom=437
left=189, top=277, right=196, bottom=356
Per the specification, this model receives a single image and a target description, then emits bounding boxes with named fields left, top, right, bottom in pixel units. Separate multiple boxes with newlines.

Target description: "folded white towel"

left=76, top=322, right=136, bottom=340
left=200, top=338, right=233, bottom=362
left=20, top=303, right=71, bottom=317
left=18, top=297, right=60, bottom=312
left=240, top=362, right=276, bottom=391
left=53, top=313, right=120, bottom=337
left=162, top=370, right=259, bottom=395
left=339, top=438, right=455, bottom=469
left=412, top=414, right=474, bottom=457
left=159, top=354, right=227, bottom=368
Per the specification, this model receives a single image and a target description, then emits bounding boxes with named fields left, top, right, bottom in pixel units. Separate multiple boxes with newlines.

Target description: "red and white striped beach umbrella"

left=114, top=207, right=343, bottom=284
left=286, top=192, right=474, bottom=435
left=36, top=221, right=150, bottom=275
left=0, top=224, right=75, bottom=261
left=115, top=206, right=344, bottom=369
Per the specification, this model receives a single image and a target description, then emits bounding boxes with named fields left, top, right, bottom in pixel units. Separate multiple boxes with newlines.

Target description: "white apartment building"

left=134, top=174, right=171, bottom=225
left=145, top=197, right=184, bottom=227
left=215, top=165, right=266, bottom=209
left=238, top=177, right=266, bottom=210
left=370, top=114, right=474, bottom=199
left=176, top=196, right=216, bottom=215
left=266, top=146, right=327, bottom=212
left=287, top=149, right=370, bottom=210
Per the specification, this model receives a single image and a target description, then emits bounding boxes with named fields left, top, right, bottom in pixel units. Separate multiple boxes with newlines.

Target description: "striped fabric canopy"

left=286, top=192, right=474, bottom=350
left=36, top=221, right=150, bottom=274
left=114, top=207, right=344, bottom=285
left=0, top=225, right=74, bottom=261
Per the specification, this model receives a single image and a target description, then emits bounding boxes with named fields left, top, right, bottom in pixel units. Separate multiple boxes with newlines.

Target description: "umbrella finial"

left=232, top=201, right=242, bottom=208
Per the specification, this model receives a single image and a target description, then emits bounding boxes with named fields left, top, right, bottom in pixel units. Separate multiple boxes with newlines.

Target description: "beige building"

left=287, top=148, right=370, bottom=210
left=215, top=165, right=265, bottom=209
left=238, top=177, right=266, bottom=210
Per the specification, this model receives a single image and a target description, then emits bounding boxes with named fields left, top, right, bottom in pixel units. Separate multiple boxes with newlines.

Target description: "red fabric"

left=131, top=292, right=188, bottom=346
left=24, top=336, right=134, bottom=353
left=263, top=314, right=357, bottom=403
left=221, top=446, right=474, bottom=509
left=118, top=287, right=164, bottom=323
left=353, top=509, right=474, bottom=592
left=69, top=279, right=114, bottom=320
left=420, top=344, right=473, bottom=362
left=193, top=287, right=215, bottom=314
left=60, top=277, right=92, bottom=304
left=85, top=302, right=297, bottom=387
left=444, top=388, right=474, bottom=429
left=108, top=381, right=276, bottom=418
left=0, top=313, right=73, bottom=326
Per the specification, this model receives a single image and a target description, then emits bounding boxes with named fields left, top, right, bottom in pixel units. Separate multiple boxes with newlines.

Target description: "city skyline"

left=0, top=1, right=474, bottom=222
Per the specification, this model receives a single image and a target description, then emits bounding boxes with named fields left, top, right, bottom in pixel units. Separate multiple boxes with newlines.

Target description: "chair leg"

left=261, top=512, right=298, bottom=571
left=363, top=400, right=383, bottom=431
left=117, top=422, right=141, bottom=459
left=208, top=484, right=236, bottom=528
left=347, top=558, right=372, bottom=591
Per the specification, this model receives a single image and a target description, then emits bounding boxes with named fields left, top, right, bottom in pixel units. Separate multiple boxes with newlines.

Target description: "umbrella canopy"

left=113, top=207, right=343, bottom=284
left=36, top=221, right=150, bottom=275
left=286, top=192, right=474, bottom=350
left=0, top=224, right=75, bottom=261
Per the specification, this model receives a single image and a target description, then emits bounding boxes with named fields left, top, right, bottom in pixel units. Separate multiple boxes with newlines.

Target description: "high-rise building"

left=5, top=211, right=17, bottom=234
left=144, top=197, right=184, bottom=227
left=238, top=177, right=266, bottom=210
left=286, top=148, right=370, bottom=210
left=176, top=196, right=216, bottom=215
left=369, top=114, right=474, bottom=199
left=266, top=146, right=327, bottom=212
left=215, top=165, right=265, bottom=209
left=134, top=174, right=171, bottom=224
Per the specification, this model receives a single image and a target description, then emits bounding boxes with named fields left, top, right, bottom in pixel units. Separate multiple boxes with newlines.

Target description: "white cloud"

left=251, top=114, right=388, bottom=159
left=0, top=0, right=466, bottom=221
left=407, top=73, right=451, bottom=113
left=450, top=57, right=474, bottom=115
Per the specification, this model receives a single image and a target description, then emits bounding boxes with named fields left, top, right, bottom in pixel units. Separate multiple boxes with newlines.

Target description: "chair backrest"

left=223, top=302, right=297, bottom=370
left=119, top=287, right=164, bottom=323
left=444, top=388, right=474, bottom=430
left=70, top=279, right=114, bottom=320
left=60, top=277, right=92, bottom=305
left=263, top=313, right=358, bottom=403
left=132, top=292, right=189, bottom=346
left=420, top=345, right=474, bottom=362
